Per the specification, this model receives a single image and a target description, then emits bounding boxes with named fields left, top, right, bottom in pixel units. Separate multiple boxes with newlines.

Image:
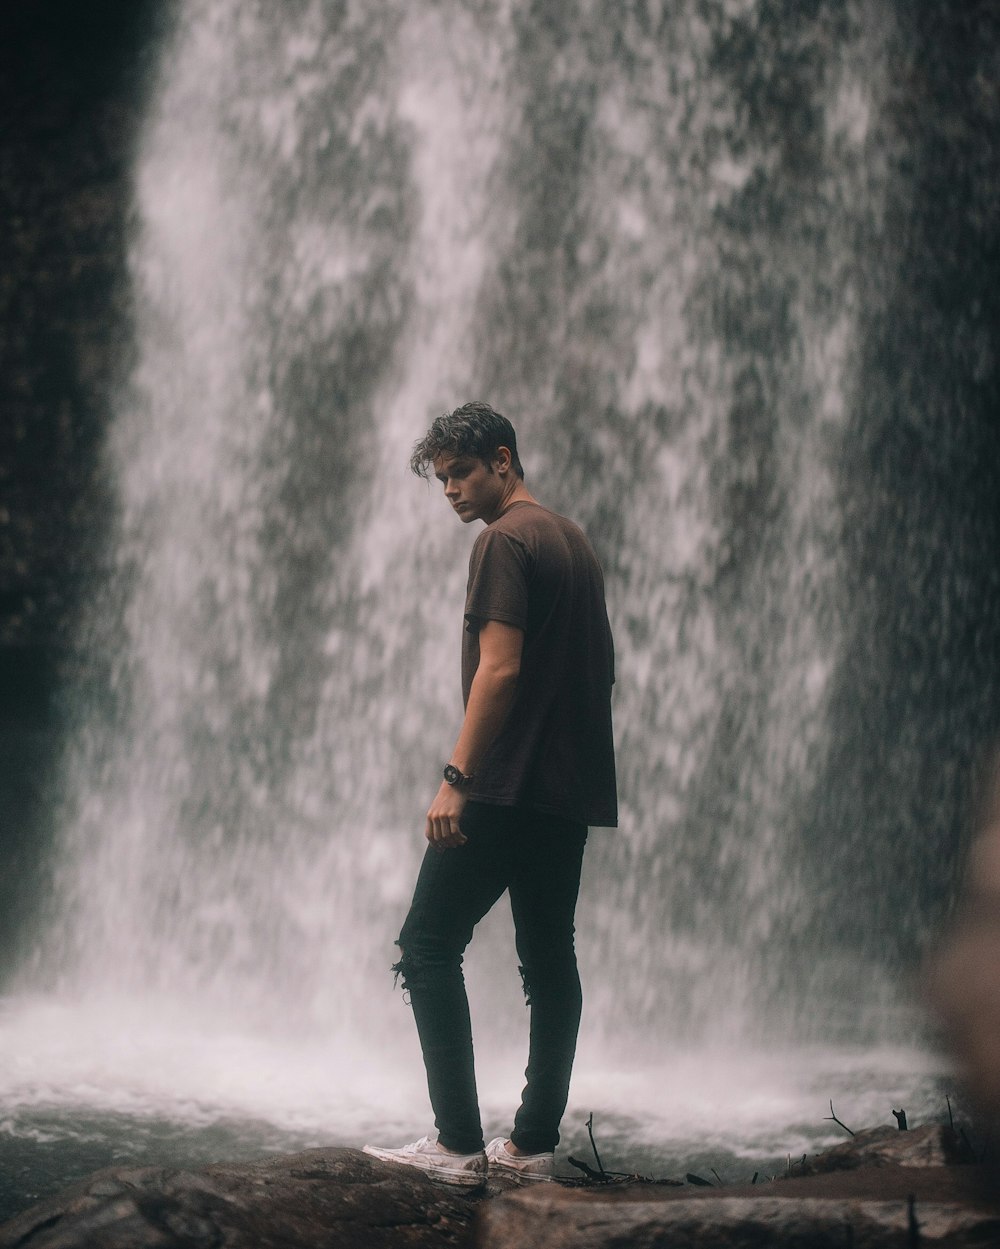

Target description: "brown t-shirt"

left=461, top=501, right=617, bottom=827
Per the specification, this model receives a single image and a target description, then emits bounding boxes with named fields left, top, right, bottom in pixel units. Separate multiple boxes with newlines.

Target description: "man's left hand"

left=425, top=782, right=468, bottom=851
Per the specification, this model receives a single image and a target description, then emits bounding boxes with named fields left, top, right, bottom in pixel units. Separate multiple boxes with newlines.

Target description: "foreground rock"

left=793, top=1123, right=972, bottom=1174
left=0, top=1147, right=481, bottom=1249
left=479, top=1179, right=1000, bottom=1249
left=481, top=1126, right=1000, bottom=1249
left=2, top=1127, right=997, bottom=1248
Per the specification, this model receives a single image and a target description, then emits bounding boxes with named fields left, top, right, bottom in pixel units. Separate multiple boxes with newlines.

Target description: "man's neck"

left=488, top=480, right=537, bottom=522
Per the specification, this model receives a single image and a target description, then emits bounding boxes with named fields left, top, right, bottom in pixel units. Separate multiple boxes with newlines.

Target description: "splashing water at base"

left=0, top=989, right=948, bottom=1221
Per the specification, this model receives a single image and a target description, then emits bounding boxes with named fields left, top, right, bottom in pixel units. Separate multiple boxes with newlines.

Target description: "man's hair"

left=410, top=401, right=525, bottom=480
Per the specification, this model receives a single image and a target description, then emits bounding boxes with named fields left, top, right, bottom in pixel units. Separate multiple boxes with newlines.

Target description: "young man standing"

left=364, top=402, right=617, bottom=1185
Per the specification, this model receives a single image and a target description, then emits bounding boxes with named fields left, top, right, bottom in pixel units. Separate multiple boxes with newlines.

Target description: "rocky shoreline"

left=1, top=1124, right=996, bottom=1248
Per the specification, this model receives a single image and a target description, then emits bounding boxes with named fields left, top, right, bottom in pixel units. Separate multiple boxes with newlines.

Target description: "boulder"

left=792, top=1123, right=970, bottom=1175
left=0, top=1146, right=483, bottom=1249
left=479, top=1126, right=999, bottom=1249
left=2, top=1130, right=996, bottom=1249
left=478, top=1183, right=1000, bottom=1249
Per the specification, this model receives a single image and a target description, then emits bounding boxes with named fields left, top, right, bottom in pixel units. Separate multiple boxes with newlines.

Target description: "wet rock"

left=2, top=1131, right=995, bottom=1249
left=794, top=1123, right=970, bottom=1174
left=478, top=1184, right=1000, bottom=1249
left=0, top=1147, right=481, bottom=1249
left=478, top=1126, right=999, bottom=1249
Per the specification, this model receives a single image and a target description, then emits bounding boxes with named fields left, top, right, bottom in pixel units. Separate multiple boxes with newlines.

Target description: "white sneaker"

left=486, top=1137, right=554, bottom=1182
left=362, top=1135, right=487, bottom=1186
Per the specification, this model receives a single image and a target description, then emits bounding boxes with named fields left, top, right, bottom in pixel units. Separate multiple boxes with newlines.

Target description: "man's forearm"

left=425, top=620, right=523, bottom=848
left=450, top=664, right=518, bottom=778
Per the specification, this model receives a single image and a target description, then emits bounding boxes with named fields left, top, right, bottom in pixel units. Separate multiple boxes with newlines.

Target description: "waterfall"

left=6, top=0, right=993, bottom=1154
left=23, top=0, right=516, bottom=1057
left=27, top=0, right=900, bottom=1029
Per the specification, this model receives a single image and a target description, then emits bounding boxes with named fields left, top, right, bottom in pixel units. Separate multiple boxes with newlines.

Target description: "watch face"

left=443, top=764, right=461, bottom=786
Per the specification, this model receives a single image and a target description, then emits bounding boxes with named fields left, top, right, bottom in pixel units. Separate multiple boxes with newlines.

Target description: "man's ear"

left=494, top=445, right=512, bottom=475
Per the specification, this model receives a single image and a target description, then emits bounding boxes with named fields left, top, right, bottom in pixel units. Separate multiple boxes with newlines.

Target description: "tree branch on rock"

left=825, top=1100, right=855, bottom=1136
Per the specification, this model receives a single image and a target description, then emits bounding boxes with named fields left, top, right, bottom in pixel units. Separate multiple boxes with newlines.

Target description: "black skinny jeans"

left=395, top=801, right=588, bottom=1155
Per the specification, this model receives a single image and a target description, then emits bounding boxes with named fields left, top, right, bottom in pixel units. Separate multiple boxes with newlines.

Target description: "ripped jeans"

left=394, top=801, right=588, bottom=1155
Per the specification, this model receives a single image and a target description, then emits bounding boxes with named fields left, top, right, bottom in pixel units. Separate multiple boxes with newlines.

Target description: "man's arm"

left=425, top=618, right=523, bottom=849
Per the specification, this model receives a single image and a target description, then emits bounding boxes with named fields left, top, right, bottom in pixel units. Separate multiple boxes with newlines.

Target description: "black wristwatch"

left=443, top=763, right=474, bottom=789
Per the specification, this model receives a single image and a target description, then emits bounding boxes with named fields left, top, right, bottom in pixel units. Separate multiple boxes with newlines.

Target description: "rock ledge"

left=1, top=1127, right=996, bottom=1248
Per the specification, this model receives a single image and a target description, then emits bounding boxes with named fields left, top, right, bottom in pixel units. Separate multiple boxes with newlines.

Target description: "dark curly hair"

left=410, top=401, right=525, bottom=480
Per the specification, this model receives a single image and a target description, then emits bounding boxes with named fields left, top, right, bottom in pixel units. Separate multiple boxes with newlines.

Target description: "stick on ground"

left=586, top=1112, right=607, bottom=1179
left=824, top=1099, right=856, bottom=1136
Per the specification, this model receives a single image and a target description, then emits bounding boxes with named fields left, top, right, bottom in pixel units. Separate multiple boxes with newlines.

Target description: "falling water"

left=4, top=0, right=991, bottom=1211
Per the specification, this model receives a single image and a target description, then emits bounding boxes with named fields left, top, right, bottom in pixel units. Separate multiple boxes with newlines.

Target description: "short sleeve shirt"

left=462, top=502, right=617, bottom=827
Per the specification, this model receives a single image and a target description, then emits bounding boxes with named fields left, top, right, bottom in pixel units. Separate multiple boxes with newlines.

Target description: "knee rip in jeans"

left=391, top=942, right=446, bottom=1002
left=518, top=964, right=532, bottom=1007
left=391, top=945, right=415, bottom=1004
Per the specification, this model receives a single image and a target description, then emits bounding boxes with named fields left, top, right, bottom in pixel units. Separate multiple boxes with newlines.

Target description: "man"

left=363, top=401, right=617, bottom=1185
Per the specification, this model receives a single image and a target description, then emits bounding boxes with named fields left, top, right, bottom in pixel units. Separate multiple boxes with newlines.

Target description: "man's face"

left=433, top=452, right=504, bottom=524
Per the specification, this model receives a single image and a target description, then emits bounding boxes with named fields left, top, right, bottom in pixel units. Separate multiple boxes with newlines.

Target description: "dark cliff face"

left=0, top=1, right=165, bottom=971
left=0, top=1, right=165, bottom=657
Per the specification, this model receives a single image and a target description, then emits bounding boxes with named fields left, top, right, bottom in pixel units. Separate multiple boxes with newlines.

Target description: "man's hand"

left=426, top=781, right=468, bottom=851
